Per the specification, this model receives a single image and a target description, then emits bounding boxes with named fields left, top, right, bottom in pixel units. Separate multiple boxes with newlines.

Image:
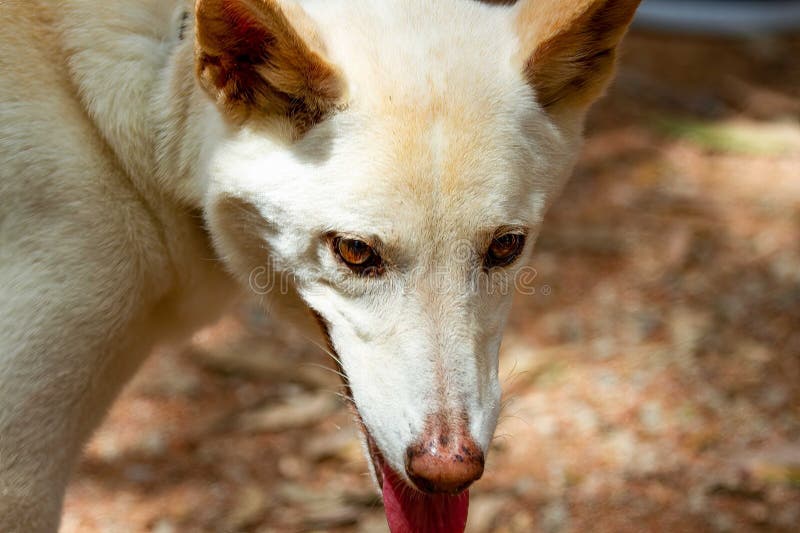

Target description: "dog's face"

left=195, top=0, right=639, bottom=530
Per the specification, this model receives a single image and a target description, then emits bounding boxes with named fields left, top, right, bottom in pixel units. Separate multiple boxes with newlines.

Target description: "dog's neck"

left=148, top=11, right=222, bottom=208
left=49, top=2, right=215, bottom=211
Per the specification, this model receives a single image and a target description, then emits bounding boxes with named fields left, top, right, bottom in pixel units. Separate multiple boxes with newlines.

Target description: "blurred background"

left=62, top=2, right=800, bottom=532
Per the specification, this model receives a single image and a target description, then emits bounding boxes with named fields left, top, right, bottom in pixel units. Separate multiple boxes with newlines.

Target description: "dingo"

left=0, top=1, right=639, bottom=531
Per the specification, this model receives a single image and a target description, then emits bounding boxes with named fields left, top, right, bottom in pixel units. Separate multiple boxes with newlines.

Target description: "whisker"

left=502, top=359, right=520, bottom=384
left=300, top=362, right=349, bottom=381
left=318, top=388, right=356, bottom=406
left=500, top=395, right=517, bottom=412
left=302, top=334, right=344, bottom=368
left=497, top=413, right=531, bottom=428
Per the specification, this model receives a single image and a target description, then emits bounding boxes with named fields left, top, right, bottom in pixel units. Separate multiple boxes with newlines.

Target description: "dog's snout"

left=405, top=426, right=485, bottom=494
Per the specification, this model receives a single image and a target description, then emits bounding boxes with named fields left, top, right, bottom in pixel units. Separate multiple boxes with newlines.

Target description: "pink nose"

left=405, top=426, right=485, bottom=494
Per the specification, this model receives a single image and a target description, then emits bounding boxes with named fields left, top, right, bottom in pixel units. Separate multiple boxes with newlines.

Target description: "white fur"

left=204, top=0, right=579, bottom=474
left=0, top=0, right=590, bottom=530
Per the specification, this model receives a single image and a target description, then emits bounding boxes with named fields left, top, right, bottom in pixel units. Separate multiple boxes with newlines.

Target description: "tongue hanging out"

left=381, top=466, right=470, bottom=533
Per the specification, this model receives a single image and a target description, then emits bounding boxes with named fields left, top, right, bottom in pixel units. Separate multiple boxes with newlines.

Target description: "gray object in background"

left=635, top=0, right=800, bottom=35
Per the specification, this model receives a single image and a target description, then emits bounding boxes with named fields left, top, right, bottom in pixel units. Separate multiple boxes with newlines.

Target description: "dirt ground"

left=61, top=30, right=800, bottom=533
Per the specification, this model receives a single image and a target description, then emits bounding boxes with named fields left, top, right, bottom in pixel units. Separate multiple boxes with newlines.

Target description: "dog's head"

left=194, top=0, right=639, bottom=530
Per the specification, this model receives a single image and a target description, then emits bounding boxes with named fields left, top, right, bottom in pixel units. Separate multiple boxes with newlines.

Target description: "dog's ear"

left=195, top=0, right=343, bottom=131
left=515, top=0, right=640, bottom=112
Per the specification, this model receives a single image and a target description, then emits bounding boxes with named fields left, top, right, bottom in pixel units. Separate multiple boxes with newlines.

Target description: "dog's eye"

left=485, top=232, right=526, bottom=268
left=334, top=237, right=383, bottom=275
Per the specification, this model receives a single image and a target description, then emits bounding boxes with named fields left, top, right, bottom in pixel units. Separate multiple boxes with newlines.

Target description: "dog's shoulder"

left=0, top=0, right=223, bottom=309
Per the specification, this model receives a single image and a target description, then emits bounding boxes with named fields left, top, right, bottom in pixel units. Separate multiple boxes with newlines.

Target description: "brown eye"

left=485, top=232, right=526, bottom=268
left=334, top=237, right=383, bottom=274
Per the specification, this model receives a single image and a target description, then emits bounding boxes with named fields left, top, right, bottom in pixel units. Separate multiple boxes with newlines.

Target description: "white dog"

left=0, top=1, right=639, bottom=531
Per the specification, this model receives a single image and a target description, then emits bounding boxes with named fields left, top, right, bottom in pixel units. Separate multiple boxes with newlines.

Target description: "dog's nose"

left=405, top=429, right=485, bottom=494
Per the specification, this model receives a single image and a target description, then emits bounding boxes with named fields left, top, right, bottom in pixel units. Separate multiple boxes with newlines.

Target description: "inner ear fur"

left=517, top=0, right=641, bottom=111
left=195, top=0, right=344, bottom=131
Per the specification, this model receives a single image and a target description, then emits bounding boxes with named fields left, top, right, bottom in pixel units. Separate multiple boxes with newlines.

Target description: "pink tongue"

left=382, top=465, right=469, bottom=533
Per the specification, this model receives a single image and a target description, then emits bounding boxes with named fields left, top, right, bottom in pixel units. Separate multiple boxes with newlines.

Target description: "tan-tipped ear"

left=516, top=0, right=640, bottom=112
left=195, top=0, right=343, bottom=130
